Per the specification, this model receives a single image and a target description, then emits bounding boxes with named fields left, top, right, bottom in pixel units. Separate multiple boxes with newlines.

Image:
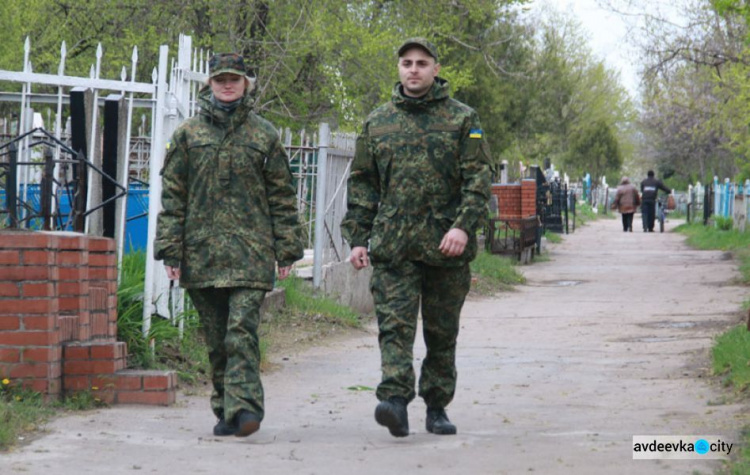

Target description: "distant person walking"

left=341, top=38, right=492, bottom=438
left=611, top=176, right=640, bottom=232
left=154, top=53, right=304, bottom=438
left=640, top=170, right=672, bottom=232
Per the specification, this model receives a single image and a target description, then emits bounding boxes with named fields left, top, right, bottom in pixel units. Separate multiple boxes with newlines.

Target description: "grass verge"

left=544, top=230, right=563, bottom=244
left=575, top=202, right=599, bottom=226
left=0, top=380, right=108, bottom=451
left=470, top=250, right=526, bottom=295
left=674, top=221, right=750, bottom=473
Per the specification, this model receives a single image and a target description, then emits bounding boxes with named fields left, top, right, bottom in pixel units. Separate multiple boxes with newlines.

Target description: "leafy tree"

left=566, top=119, right=623, bottom=184
left=0, top=0, right=636, bottom=183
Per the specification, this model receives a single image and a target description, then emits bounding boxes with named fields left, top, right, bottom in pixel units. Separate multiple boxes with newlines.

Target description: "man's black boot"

left=374, top=397, right=409, bottom=437
left=213, top=417, right=237, bottom=436
left=233, top=409, right=261, bottom=437
left=425, top=407, right=457, bottom=435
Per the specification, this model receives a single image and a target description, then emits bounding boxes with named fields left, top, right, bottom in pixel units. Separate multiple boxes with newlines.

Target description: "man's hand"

left=278, top=266, right=292, bottom=280
left=350, top=246, right=370, bottom=270
left=439, top=228, right=469, bottom=257
left=165, top=265, right=181, bottom=280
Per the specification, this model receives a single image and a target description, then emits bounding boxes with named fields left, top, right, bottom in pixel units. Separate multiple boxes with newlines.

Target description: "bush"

left=117, top=251, right=208, bottom=380
left=714, top=215, right=734, bottom=231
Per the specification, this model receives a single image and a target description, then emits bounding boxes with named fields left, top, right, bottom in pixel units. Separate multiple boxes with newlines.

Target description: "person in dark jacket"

left=640, top=170, right=672, bottom=232
left=341, top=38, right=492, bottom=438
left=154, top=53, right=304, bottom=438
left=612, top=176, right=640, bottom=232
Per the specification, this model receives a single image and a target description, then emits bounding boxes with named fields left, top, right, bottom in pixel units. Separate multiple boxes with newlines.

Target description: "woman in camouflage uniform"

left=154, top=53, right=303, bottom=438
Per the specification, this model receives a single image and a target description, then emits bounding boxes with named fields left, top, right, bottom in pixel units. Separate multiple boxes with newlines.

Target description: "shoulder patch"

left=369, top=124, right=401, bottom=137
left=166, top=140, right=172, bottom=151
left=470, top=129, right=483, bottom=139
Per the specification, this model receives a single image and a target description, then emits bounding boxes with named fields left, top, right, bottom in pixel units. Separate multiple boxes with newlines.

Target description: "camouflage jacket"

left=154, top=86, right=304, bottom=290
left=341, top=78, right=492, bottom=267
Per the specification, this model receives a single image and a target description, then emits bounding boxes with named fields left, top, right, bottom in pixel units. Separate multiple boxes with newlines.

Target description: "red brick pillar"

left=521, top=179, right=537, bottom=217
left=0, top=231, right=62, bottom=397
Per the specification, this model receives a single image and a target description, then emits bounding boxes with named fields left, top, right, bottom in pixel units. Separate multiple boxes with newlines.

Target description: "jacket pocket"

left=369, top=205, right=399, bottom=262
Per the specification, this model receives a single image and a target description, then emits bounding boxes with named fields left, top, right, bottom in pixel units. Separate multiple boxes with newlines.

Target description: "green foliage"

left=575, top=202, right=599, bottom=226
left=469, top=250, right=525, bottom=294
left=544, top=230, right=563, bottom=244
left=0, top=379, right=55, bottom=451
left=60, top=390, right=106, bottom=411
left=715, top=215, right=735, bottom=231
left=720, top=427, right=750, bottom=475
left=116, top=251, right=149, bottom=365
left=566, top=120, right=623, bottom=184
left=676, top=221, right=750, bottom=284
left=506, top=8, right=635, bottom=180
left=117, top=251, right=209, bottom=380
left=713, top=325, right=750, bottom=392
left=276, top=275, right=360, bottom=327
left=0, top=0, right=633, bottom=184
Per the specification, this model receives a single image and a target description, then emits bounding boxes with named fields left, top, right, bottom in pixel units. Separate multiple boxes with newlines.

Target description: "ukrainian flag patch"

left=165, top=140, right=172, bottom=151
left=470, top=128, right=483, bottom=139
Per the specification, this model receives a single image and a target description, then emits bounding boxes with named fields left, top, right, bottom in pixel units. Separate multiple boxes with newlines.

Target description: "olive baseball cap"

left=208, top=53, right=247, bottom=78
left=397, top=37, right=439, bottom=62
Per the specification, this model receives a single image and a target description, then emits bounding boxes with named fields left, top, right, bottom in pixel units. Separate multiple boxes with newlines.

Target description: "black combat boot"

left=425, top=407, right=457, bottom=435
left=374, top=396, right=409, bottom=437
left=233, top=409, right=261, bottom=437
left=213, top=417, right=237, bottom=436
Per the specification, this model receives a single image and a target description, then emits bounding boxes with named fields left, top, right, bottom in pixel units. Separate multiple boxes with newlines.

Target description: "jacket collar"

left=391, top=77, right=450, bottom=110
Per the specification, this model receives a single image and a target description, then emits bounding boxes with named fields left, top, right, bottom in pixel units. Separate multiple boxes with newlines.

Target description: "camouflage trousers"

left=370, top=261, right=471, bottom=409
left=187, top=287, right=266, bottom=423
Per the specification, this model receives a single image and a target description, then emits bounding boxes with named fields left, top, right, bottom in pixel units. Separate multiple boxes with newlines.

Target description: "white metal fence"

left=0, top=34, right=355, bottom=338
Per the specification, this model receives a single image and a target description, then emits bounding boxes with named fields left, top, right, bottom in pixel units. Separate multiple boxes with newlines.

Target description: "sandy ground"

left=4, top=215, right=750, bottom=474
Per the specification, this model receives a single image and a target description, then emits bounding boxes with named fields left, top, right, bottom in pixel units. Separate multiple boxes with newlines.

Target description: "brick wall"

left=493, top=182, right=537, bottom=220
left=493, top=184, right=522, bottom=220
left=0, top=230, right=176, bottom=405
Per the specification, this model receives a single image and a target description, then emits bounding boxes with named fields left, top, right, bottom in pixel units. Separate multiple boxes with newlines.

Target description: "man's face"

left=398, top=47, right=440, bottom=98
left=210, top=73, right=246, bottom=102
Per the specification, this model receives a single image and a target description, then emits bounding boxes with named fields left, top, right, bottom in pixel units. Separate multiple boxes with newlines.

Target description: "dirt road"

left=4, top=216, right=750, bottom=474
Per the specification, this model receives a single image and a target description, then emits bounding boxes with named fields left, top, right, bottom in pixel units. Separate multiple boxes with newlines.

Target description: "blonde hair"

left=206, top=75, right=256, bottom=94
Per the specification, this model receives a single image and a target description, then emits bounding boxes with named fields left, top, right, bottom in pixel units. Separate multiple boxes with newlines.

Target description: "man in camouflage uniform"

left=341, top=38, right=492, bottom=437
left=154, top=53, right=304, bottom=438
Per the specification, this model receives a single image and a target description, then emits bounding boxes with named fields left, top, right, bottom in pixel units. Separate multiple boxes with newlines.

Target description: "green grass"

left=0, top=383, right=54, bottom=451
left=575, top=202, right=599, bottom=226
left=720, top=428, right=750, bottom=475
left=0, top=381, right=108, bottom=451
left=675, top=222, right=750, bottom=284
left=713, top=325, right=750, bottom=392
left=276, top=275, right=361, bottom=327
left=675, top=221, right=750, bottom=473
left=544, top=230, right=563, bottom=244
left=470, top=250, right=525, bottom=294
left=116, top=251, right=209, bottom=380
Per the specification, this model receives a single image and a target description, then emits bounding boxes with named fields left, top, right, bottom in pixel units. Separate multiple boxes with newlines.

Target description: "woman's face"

left=210, top=73, right=246, bottom=102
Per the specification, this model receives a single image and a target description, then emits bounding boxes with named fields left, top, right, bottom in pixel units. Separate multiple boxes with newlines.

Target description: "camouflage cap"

left=208, top=53, right=246, bottom=78
left=397, top=37, right=439, bottom=62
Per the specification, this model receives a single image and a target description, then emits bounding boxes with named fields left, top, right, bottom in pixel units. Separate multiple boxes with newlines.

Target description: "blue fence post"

left=724, top=178, right=731, bottom=218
